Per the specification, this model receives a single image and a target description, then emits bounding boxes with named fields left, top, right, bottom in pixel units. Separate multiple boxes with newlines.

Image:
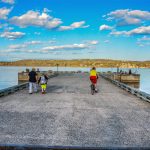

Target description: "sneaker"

left=95, top=89, right=98, bottom=93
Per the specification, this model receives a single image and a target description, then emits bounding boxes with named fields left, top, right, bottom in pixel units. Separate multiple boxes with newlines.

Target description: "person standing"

left=28, top=68, right=38, bottom=94
left=38, top=73, right=48, bottom=94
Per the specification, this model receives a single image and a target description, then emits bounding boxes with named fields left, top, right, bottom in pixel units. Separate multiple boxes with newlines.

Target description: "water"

left=0, top=66, right=150, bottom=94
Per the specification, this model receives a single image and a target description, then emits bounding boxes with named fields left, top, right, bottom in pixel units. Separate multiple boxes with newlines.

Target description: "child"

left=38, top=73, right=48, bottom=94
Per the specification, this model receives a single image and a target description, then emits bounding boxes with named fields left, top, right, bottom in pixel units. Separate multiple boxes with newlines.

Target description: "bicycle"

left=90, top=83, right=95, bottom=95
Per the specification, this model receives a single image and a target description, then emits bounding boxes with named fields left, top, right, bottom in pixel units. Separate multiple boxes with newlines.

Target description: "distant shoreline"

left=0, top=65, right=149, bottom=69
left=0, top=59, right=150, bottom=68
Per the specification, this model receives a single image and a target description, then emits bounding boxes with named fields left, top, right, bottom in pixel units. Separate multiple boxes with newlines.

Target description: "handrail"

left=101, top=74, right=150, bottom=103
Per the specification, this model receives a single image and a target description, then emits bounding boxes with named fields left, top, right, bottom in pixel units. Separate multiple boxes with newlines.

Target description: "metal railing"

left=0, top=144, right=149, bottom=150
left=101, top=74, right=150, bottom=103
left=0, top=82, right=28, bottom=97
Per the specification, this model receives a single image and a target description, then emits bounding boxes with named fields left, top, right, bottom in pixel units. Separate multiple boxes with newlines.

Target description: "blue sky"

left=0, top=0, right=150, bottom=61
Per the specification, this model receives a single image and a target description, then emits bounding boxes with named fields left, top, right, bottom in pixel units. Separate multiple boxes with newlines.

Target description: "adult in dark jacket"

left=28, top=68, right=38, bottom=94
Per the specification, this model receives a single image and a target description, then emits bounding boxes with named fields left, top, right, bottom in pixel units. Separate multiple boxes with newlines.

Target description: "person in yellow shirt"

left=90, top=67, right=99, bottom=92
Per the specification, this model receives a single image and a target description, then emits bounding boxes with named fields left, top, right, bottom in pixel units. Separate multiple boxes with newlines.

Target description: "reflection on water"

left=0, top=66, right=150, bottom=94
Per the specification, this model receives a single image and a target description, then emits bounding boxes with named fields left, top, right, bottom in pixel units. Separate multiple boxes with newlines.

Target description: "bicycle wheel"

left=91, top=84, right=95, bottom=95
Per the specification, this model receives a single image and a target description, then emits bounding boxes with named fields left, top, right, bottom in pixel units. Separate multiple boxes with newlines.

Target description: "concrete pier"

left=0, top=73, right=150, bottom=148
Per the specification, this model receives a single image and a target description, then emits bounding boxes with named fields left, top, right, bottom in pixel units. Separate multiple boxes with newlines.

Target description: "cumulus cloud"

left=0, top=31, right=25, bottom=39
left=59, top=21, right=89, bottom=31
left=128, top=26, right=150, bottom=35
left=110, top=26, right=150, bottom=36
left=10, top=9, right=63, bottom=29
left=1, top=0, right=14, bottom=4
left=105, top=9, right=150, bottom=26
left=99, top=24, right=113, bottom=31
left=0, top=7, right=12, bottom=19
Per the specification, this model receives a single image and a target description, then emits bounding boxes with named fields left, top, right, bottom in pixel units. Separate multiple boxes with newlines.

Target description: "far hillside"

left=0, top=59, right=150, bottom=68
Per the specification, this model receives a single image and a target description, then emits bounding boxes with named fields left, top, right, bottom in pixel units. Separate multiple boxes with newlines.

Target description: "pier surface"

left=0, top=73, right=150, bottom=148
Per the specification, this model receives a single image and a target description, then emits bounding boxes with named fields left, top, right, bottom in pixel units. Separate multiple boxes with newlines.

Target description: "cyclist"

left=90, top=67, right=99, bottom=92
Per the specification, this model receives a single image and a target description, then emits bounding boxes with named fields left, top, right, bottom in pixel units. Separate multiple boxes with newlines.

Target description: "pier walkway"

left=0, top=73, right=150, bottom=148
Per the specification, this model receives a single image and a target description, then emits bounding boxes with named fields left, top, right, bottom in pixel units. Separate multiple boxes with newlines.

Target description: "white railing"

left=101, top=74, right=150, bottom=103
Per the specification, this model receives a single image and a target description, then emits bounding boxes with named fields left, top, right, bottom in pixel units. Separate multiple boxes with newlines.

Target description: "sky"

left=0, top=0, right=150, bottom=61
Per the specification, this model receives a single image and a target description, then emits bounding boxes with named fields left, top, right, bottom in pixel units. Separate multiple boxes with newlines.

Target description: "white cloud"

left=87, top=40, right=99, bottom=45
left=59, top=21, right=89, bottom=31
left=43, top=8, right=51, bottom=13
left=8, top=41, right=43, bottom=50
left=137, top=41, right=150, bottom=47
left=128, top=26, right=150, bottom=35
left=1, top=49, right=37, bottom=53
left=104, top=40, right=110, bottom=43
left=110, top=26, right=150, bottom=36
left=3, top=41, right=98, bottom=54
left=7, top=40, right=56, bottom=51
left=10, top=9, right=63, bottom=29
left=128, top=10, right=150, bottom=20
left=110, top=31, right=128, bottom=36
left=105, top=9, right=150, bottom=26
left=1, top=0, right=14, bottom=4
left=137, top=36, right=150, bottom=47
left=0, top=31, right=25, bottom=39
left=107, top=9, right=130, bottom=19
left=43, top=43, right=89, bottom=51
left=8, top=44, right=26, bottom=49
left=25, top=41, right=42, bottom=45
left=0, top=7, right=12, bottom=19
left=118, top=17, right=141, bottom=26
left=42, top=40, right=99, bottom=52
left=137, top=36, right=150, bottom=42
left=99, top=24, right=113, bottom=31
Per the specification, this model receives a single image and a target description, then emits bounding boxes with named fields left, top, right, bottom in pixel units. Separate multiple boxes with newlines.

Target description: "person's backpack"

left=40, top=75, right=46, bottom=84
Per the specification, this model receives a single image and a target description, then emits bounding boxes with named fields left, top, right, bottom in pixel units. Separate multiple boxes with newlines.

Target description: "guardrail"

left=101, top=74, right=150, bottom=103
left=0, top=73, right=58, bottom=97
left=0, top=82, right=28, bottom=97
left=0, top=144, right=149, bottom=150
